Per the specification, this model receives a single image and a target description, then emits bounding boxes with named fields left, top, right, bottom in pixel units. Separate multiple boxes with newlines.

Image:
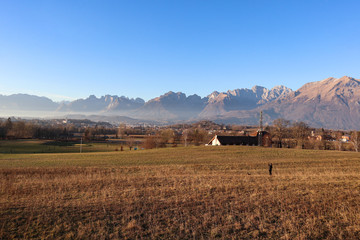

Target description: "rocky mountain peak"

left=251, top=85, right=266, bottom=94
left=152, top=91, right=186, bottom=102
left=260, top=85, right=293, bottom=103
left=207, top=91, right=220, bottom=100
left=271, top=85, right=291, bottom=91
left=88, top=95, right=97, bottom=100
left=338, top=76, right=354, bottom=81
left=335, top=76, right=360, bottom=87
left=1, top=76, right=359, bottom=129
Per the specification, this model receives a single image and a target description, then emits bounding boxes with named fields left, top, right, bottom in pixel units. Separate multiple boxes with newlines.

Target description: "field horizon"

left=1, top=146, right=360, bottom=239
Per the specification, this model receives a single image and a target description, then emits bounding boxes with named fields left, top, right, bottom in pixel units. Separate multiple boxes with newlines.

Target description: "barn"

left=208, top=131, right=271, bottom=146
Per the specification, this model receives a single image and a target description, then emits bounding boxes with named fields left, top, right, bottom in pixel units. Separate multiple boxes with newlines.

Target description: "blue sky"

left=0, top=0, right=359, bottom=101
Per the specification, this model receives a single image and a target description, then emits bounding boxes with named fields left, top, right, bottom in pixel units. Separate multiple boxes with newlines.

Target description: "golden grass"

left=1, top=146, right=360, bottom=239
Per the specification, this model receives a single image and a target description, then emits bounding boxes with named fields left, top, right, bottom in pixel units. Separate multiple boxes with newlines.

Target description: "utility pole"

left=258, top=111, right=263, bottom=146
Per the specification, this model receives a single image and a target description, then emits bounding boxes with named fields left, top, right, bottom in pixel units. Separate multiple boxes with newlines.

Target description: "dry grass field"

left=0, top=140, right=128, bottom=154
left=1, top=146, right=360, bottom=239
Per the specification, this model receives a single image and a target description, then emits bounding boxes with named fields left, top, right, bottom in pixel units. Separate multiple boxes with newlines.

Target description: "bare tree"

left=291, top=121, right=310, bottom=149
left=5, top=118, right=13, bottom=139
left=84, top=128, right=92, bottom=141
left=272, top=118, right=290, bottom=148
left=143, top=136, right=157, bottom=149
left=334, top=131, right=344, bottom=151
left=190, top=128, right=207, bottom=146
left=351, top=130, right=360, bottom=152
left=118, top=124, right=127, bottom=139
left=160, top=129, right=175, bottom=145
left=182, top=129, right=189, bottom=147
left=335, top=140, right=343, bottom=151
left=0, top=120, right=6, bottom=139
left=127, top=136, right=135, bottom=150
left=6, top=121, right=35, bottom=139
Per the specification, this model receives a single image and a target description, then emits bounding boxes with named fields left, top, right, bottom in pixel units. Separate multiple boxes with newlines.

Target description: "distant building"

left=341, top=135, right=350, bottom=143
left=207, top=131, right=271, bottom=146
left=315, top=134, right=334, bottom=141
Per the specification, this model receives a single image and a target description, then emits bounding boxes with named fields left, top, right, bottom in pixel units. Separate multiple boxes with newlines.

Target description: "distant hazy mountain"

left=0, top=94, right=59, bottom=111
left=128, top=86, right=292, bottom=121
left=1, top=76, right=360, bottom=129
left=199, top=85, right=292, bottom=118
left=57, top=95, right=145, bottom=112
left=64, top=114, right=154, bottom=125
left=106, top=96, right=145, bottom=112
left=129, top=91, right=208, bottom=120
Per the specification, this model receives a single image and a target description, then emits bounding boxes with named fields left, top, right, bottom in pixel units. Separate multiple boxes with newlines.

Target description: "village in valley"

left=0, top=115, right=358, bottom=153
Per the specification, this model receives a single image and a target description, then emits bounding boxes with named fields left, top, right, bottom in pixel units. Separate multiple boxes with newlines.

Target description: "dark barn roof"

left=213, top=135, right=258, bottom=146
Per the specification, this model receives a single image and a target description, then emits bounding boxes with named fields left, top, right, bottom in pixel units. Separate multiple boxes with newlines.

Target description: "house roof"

left=209, top=135, right=258, bottom=145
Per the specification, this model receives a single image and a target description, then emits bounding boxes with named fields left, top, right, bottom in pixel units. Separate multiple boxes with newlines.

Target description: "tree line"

left=270, top=118, right=360, bottom=152
left=0, top=118, right=116, bottom=140
left=1, top=118, right=360, bottom=152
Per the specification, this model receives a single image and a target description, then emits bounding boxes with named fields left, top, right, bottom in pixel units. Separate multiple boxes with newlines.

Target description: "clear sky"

left=0, top=0, right=359, bottom=102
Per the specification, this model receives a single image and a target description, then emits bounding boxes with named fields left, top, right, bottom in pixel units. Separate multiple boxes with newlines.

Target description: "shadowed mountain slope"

left=0, top=94, right=59, bottom=111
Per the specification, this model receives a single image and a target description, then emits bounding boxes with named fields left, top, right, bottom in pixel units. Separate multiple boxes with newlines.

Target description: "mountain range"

left=1, top=76, right=360, bottom=130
